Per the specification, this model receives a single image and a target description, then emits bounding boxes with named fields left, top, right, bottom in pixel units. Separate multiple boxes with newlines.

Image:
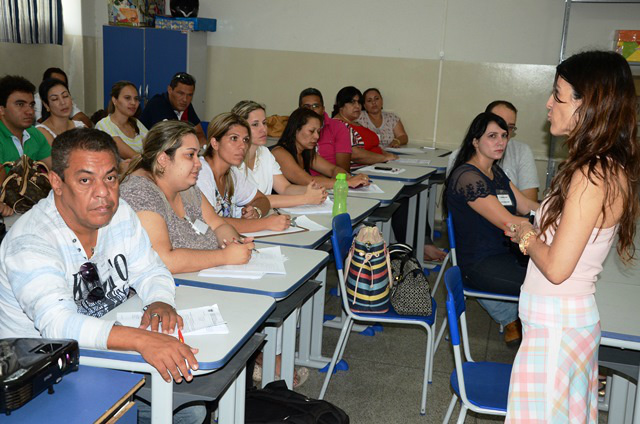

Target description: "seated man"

left=298, top=87, right=352, bottom=172
left=0, top=75, right=52, bottom=184
left=0, top=128, right=204, bottom=423
left=447, top=100, right=539, bottom=201
left=140, top=72, right=207, bottom=146
left=35, top=67, right=93, bottom=128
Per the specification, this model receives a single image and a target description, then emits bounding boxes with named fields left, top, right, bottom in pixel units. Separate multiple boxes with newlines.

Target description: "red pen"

left=178, top=328, right=185, bottom=344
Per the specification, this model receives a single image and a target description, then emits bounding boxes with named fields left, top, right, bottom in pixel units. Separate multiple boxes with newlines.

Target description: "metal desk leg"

left=217, top=379, right=236, bottom=423
left=428, top=180, right=438, bottom=241
left=634, top=366, right=640, bottom=423
left=306, top=266, right=332, bottom=367
left=296, top=283, right=313, bottom=365
left=406, top=194, right=417, bottom=245
left=151, top=372, right=175, bottom=424
left=417, top=187, right=429, bottom=267
left=234, top=369, right=246, bottom=423
left=262, top=327, right=277, bottom=386
left=281, top=310, right=297, bottom=388
left=609, top=373, right=631, bottom=424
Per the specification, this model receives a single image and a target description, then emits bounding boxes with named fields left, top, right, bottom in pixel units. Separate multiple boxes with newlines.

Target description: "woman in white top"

left=231, top=100, right=327, bottom=208
left=36, top=78, right=85, bottom=145
left=95, top=81, right=148, bottom=159
left=197, top=112, right=290, bottom=233
left=357, top=88, right=408, bottom=148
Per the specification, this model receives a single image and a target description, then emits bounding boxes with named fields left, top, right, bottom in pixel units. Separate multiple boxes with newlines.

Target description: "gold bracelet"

left=255, top=208, right=263, bottom=219
left=519, top=230, right=537, bottom=255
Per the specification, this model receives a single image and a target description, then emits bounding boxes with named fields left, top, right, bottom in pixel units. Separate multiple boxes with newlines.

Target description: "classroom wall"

left=1, top=0, right=639, bottom=190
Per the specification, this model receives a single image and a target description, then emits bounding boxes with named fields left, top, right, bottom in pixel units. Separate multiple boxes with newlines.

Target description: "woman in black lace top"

left=444, top=112, right=539, bottom=345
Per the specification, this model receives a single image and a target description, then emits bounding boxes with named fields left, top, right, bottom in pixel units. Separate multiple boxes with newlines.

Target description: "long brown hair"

left=107, top=81, right=140, bottom=135
left=541, top=50, right=640, bottom=262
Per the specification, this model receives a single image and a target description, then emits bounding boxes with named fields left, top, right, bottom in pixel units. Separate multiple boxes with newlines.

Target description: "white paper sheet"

left=348, top=183, right=384, bottom=194
left=197, top=246, right=286, bottom=278
left=292, top=215, right=329, bottom=231
left=242, top=225, right=307, bottom=238
left=391, top=158, right=431, bottom=165
left=116, top=304, right=229, bottom=335
left=358, top=165, right=406, bottom=175
left=385, top=147, right=430, bottom=154
left=279, top=198, right=333, bottom=215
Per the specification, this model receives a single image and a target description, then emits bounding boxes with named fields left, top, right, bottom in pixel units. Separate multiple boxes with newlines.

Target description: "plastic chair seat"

left=450, top=361, right=512, bottom=411
left=351, top=298, right=437, bottom=326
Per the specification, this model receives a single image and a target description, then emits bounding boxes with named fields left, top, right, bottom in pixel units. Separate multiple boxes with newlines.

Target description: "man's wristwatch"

left=255, top=207, right=263, bottom=219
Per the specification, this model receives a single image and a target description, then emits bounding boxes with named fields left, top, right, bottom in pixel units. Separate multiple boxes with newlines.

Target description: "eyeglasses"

left=172, top=72, right=196, bottom=86
left=79, top=262, right=105, bottom=302
left=508, top=125, right=517, bottom=134
left=302, top=103, right=322, bottom=110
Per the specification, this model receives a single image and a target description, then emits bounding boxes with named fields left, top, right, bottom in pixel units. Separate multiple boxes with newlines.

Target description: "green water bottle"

left=332, top=173, right=348, bottom=216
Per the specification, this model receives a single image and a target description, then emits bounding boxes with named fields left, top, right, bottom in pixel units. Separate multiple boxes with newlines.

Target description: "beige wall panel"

left=206, top=46, right=439, bottom=142
left=436, top=60, right=556, bottom=157
left=0, top=42, right=63, bottom=85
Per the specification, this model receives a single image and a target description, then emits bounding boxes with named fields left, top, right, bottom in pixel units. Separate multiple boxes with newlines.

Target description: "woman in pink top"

left=505, top=51, right=640, bottom=422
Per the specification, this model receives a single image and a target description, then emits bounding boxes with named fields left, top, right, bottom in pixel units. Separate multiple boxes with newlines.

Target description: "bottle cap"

left=336, top=173, right=347, bottom=180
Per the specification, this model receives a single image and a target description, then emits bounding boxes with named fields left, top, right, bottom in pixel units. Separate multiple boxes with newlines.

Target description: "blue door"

left=143, top=28, right=187, bottom=103
left=103, top=26, right=144, bottom=109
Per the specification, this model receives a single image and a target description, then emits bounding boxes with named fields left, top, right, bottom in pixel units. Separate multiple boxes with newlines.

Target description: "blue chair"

left=442, top=266, right=512, bottom=423
left=433, top=215, right=520, bottom=357
left=319, top=213, right=437, bottom=415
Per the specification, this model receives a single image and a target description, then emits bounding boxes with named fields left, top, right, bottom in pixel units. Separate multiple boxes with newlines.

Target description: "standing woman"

left=272, top=108, right=369, bottom=190
left=197, top=112, right=290, bottom=233
left=231, top=100, right=327, bottom=208
left=36, top=78, right=85, bottom=145
left=506, top=51, right=640, bottom=422
left=357, top=88, right=408, bottom=148
left=95, top=81, right=148, bottom=159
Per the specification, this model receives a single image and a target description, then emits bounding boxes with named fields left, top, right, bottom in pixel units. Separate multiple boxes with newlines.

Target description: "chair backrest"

left=446, top=214, right=458, bottom=265
left=331, top=213, right=354, bottom=272
left=444, top=266, right=466, bottom=347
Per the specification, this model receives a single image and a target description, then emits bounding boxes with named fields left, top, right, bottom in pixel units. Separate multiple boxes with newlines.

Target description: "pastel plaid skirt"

left=506, top=291, right=600, bottom=423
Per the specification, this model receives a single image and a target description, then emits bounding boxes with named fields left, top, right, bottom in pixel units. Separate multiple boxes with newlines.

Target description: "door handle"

left=138, top=85, right=142, bottom=97
left=145, top=85, right=149, bottom=98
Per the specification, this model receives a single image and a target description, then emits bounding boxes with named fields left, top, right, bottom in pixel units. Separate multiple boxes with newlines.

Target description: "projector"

left=0, top=338, right=79, bottom=415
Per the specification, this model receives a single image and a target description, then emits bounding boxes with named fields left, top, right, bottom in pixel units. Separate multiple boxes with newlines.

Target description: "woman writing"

left=120, top=121, right=253, bottom=274
left=332, top=86, right=397, bottom=165
left=506, top=51, right=639, bottom=422
left=231, top=100, right=328, bottom=208
left=36, top=78, right=85, bottom=145
left=357, top=88, right=408, bottom=148
left=272, top=107, right=370, bottom=190
left=444, top=112, right=539, bottom=346
left=197, top=113, right=290, bottom=233
left=95, top=81, right=148, bottom=159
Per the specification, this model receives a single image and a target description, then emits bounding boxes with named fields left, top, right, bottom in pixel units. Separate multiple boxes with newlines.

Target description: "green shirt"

left=0, top=120, right=51, bottom=173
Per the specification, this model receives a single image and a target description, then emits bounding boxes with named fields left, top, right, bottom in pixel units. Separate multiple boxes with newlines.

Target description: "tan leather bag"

left=266, top=115, right=289, bottom=138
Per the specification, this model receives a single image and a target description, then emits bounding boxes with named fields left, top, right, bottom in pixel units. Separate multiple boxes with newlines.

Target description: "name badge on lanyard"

left=496, top=190, right=513, bottom=207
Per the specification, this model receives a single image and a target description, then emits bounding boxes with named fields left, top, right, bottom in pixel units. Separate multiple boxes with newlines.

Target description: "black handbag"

left=388, top=243, right=433, bottom=316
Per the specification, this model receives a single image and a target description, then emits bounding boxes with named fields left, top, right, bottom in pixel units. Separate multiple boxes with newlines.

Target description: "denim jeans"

left=461, top=252, right=527, bottom=326
left=136, top=399, right=206, bottom=424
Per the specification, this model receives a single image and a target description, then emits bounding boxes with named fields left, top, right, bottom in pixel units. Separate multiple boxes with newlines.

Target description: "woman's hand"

left=241, top=205, right=261, bottom=219
left=382, top=151, right=398, bottom=162
left=347, top=174, right=370, bottom=188
left=0, top=202, right=14, bottom=217
left=219, top=239, right=254, bottom=264
left=303, top=181, right=328, bottom=205
left=264, top=214, right=291, bottom=231
left=389, top=139, right=402, bottom=148
left=505, top=221, right=535, bottom=244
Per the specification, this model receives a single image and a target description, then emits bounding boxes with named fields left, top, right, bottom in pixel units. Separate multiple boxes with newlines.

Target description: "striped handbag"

left=344, top=225, right=392, bottom=313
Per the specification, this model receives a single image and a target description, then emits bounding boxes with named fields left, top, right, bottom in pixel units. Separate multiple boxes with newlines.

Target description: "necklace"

left=337, top=113, right=353, bottom=125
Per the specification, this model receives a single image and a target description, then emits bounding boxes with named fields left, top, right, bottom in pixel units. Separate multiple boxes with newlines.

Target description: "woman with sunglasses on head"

left=505, top=51, right=640, bottom=423
left=332, top=86, right=398, bottom=165
left=272, top=107, right=370, bottom=190
left=444, top=112, right=539, bottom=346
left=231, top=100, right=328, bottom=208
left=197, top=113, right=290, bottom=233
left=120, top=121, right=254, bottom=274
left=95, top=81, right=147, bottom=159
left=357, top=88, right=408, bottom=148
left=36, top=78, right=85, bottom=145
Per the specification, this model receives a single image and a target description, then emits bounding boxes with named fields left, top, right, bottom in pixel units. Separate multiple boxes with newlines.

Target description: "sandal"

left=252, top=364, right=309, bottom=389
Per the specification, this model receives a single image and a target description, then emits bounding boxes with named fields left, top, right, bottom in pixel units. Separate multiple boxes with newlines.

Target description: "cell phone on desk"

left=374, top=166, right=393, bottom=171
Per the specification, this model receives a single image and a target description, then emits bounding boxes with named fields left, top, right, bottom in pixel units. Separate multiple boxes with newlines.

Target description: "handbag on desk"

left=388, top=243, right=433, bottom=316
left=344, top=225, right=391, bottom=313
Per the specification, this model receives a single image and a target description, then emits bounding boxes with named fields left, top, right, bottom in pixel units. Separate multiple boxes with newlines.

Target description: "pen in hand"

left=231, top=237, right=259, bottom=254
